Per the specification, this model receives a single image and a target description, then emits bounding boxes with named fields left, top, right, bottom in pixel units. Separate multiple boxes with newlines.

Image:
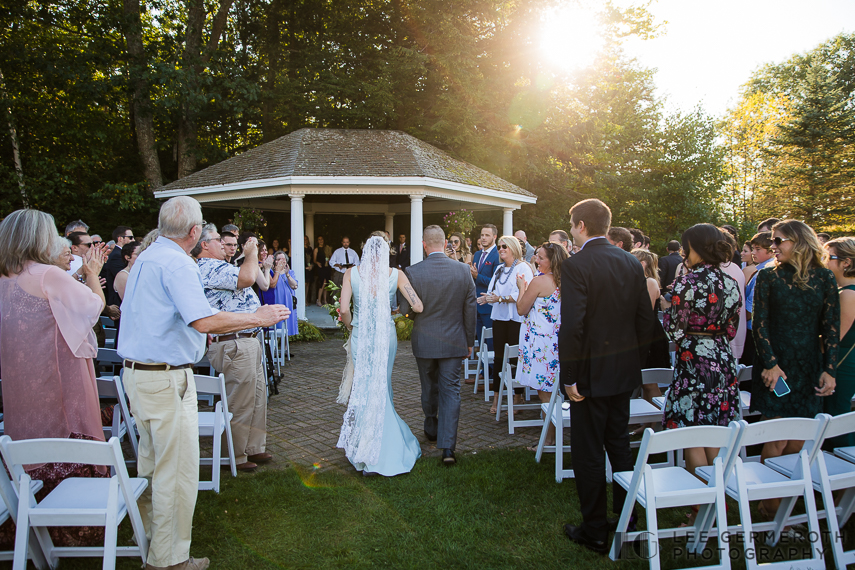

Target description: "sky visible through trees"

left=0, top=0, right=852, bottom=243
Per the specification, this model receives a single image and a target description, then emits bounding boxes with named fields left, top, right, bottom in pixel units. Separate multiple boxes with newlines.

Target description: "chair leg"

left=536, top=393, right=558, bottom=462
left=555, top=411, right=564, bottom=483
left=212, top=421, right=222, bottom=493
left=13, top=475, right=32, bottom=570
left=103, top=478, right=119, bottom=570
left=644, top=478, right=661, bottom=570
left=507, top=379, right=515, bottom=434
left=225, top=417, right=237, bottom=478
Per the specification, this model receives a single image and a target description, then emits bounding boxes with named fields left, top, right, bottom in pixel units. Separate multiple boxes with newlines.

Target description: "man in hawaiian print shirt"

left=196, top=224, right=274, bottom=471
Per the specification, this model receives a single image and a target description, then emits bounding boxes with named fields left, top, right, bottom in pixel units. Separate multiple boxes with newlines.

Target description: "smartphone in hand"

left=773, top=376, right=790, bottom=397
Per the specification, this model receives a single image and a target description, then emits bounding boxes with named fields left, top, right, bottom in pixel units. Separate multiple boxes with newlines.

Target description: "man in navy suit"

left=469, top=224, right=499, bottom=377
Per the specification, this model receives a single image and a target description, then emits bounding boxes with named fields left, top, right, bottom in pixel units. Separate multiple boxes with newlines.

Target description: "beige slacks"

left=123, top=367, right=200, bottom=568
left=206, top=337, right=267, bottom=463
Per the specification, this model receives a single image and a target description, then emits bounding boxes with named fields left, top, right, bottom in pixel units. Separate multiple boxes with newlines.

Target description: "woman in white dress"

left=336, top=233, right=424, bottom=476
left=515, top=243, right=567, bottom=446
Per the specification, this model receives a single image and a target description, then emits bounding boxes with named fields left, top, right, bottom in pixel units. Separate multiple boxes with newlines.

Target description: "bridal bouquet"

left=324, top=281, right=350, bottom=339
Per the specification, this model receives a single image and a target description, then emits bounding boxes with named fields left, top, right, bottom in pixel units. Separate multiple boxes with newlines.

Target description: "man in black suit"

left=396, top=233, right=410, bottom=269
left=658, top=240, right=683, bottom=290
left=558, top=199, right=655, bottom=555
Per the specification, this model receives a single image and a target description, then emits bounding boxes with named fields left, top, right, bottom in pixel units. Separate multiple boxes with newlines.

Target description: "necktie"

left=345, top=249, right=350, bottom=265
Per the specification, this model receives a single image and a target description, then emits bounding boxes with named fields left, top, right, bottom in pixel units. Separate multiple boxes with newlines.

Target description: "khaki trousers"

left=206, top=337, right=267, bottom=463
left=123, top=367, right=200, bottom=568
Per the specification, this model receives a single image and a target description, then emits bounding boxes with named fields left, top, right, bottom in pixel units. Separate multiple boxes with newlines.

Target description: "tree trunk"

left=0, top=67, right=27, bottom=206
left=176, top=0, right=234, bottom=179
left=122, top=0, right=163, bottom=189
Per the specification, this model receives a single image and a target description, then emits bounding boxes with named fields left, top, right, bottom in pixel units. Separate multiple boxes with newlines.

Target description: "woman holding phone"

left=750, top=220, right=839, bottom=515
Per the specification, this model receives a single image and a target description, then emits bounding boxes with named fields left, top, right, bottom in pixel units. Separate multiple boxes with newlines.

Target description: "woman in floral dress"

left=515, top=243, right=568, bottom=446
left=661, top=224, right=742, bottom=480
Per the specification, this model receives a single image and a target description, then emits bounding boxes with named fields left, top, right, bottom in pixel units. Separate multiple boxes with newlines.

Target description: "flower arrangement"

left=324, top=281, right=351, bottom=338
left=442, top=209, right=477, bottom=237
left=233, top=207, right=267, bottom=234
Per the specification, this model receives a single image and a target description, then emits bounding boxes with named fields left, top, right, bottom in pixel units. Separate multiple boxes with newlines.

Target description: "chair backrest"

left=480, top=326, right=493, bottom=345
left=96, top=348, right=123, bottom=364
left=641, top=368, right=673, bottom=387
left=818, top=411, right=855, bottom=443
left=195, top=374, right=229, bottom=417
left=740, top=416, right=829, bottom=463
left=736, top=365, right=752, bottom=383
left=96, top=377, right=119, bottom=399
left=0, top=454, right=19, bottom=521
left=637, top=422, right=742, bottom=466
left=99, top=316, right=116, bottom=329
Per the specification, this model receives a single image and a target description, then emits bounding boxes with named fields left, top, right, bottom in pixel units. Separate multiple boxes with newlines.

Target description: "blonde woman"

left=631, top=249, right=670, bottom=401
left=477, top=235, right=534, bottom=413
left=751, top=220, right=839, bottom=515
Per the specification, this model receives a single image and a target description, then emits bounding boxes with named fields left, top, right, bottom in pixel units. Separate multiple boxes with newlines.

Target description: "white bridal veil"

left=336, top=235, right=391, bottom=466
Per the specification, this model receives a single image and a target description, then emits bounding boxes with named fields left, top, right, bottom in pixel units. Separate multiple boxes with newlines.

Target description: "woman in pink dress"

left=0, top=209, right=107, bottom=546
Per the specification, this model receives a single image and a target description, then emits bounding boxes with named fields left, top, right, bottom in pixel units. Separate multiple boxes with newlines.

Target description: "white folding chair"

left=764, top=411, right=855, bottom=569
left=473, top=326, right=494, bottom=400
left=735, top=365, right=760, bottom=420
left=696, top=416, right=828, bottom=570
left=609, top=422, right=743, bottom=570
left=463, top=336, right=479, bottom=380
left=534, top=385, right=574, bottom=482
left=494, top=344, right=541, bottom=433
left=195, top=374, right=237, bottom=492
left=0, top=435, right=149, bottom=570
left=111, top=374, right=139, bottom=462
left=0, top=458, right=47, bottom=568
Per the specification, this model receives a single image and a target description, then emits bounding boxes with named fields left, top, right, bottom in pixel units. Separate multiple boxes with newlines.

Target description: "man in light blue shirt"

left=118, top=196, right=289, bottom=570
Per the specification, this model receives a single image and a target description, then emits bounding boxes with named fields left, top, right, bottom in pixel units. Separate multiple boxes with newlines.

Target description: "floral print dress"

left=662, top=264, right=742, bottom=428
left=517, top=288, right=560, bottom=392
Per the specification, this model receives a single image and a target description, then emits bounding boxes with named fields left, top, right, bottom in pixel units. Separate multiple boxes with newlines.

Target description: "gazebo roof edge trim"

left=155, top=175, right=537, bottom=206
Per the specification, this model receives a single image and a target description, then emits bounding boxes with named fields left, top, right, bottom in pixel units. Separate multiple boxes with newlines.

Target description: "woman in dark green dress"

left=823, top=237, right=855, bottom=449
left=751, top=220, right=839, bottom=467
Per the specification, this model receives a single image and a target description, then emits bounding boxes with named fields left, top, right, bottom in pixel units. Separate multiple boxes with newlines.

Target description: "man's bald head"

left=514, top=230, right=527, bottom=243
left=423, top=225, right=445, bottom=251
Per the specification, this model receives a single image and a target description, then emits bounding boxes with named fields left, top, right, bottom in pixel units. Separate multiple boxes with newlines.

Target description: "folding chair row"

left=494, top=344, right=541, bottom=434
left=612, top=415, right=842, bottom=570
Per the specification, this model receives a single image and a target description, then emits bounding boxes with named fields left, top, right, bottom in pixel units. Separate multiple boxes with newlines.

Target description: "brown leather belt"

left=123, top=360, right=193, bottom=371
left=211, top=331, right=259, bottom=343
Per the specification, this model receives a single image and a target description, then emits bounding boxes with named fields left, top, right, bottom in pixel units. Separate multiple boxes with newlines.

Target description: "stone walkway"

left=254, top=335, right=543, bottom=474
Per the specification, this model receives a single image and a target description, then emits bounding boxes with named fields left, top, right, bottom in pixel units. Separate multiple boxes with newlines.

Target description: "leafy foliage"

left=290, top=320, right=325, bottom=342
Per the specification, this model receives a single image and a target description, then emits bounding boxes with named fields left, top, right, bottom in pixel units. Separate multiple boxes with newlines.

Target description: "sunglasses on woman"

left=451, top=240, right=460, bottom=244
left=497, top=243, right=510, bottom=250
left=772, top=236, right=793, bottom=246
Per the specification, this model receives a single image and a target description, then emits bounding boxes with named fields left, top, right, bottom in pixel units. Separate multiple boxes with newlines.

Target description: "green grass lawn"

left=30, top=448, right=855, bottom=569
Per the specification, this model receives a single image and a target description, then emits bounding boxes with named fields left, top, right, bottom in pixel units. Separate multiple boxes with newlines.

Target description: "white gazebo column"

left=385, top=212, right=395, bottom=237
left=503, top=208, right=514, bottom=237
left=409, top=195, right=424, bottom=265
left=305, top=212, right=315, bottom=246
left=290, top=194, right=306, bottom=321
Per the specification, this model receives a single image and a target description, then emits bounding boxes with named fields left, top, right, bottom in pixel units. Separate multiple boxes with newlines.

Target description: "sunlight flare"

left=540, top=5, right=604, bottom=72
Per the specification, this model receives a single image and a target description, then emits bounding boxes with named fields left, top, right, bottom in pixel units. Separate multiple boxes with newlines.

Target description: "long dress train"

left=340, top=267, right=421, bottom=476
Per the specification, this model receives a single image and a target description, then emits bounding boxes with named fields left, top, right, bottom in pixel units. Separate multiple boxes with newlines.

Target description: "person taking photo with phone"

left=750, top=219, right=839, bottom=519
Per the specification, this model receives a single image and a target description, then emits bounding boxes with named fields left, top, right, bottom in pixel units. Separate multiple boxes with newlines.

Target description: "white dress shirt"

left=330, top=247, right=361, bottom=273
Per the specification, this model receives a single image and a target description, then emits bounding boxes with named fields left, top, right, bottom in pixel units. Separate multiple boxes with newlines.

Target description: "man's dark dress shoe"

left=608, top=513, right=637, bottom=533
left=442, top=449, right=456, bottom=465
left=424, top=431, right=437, bottom=443
left=248, top=453, right=273, bottom=464
left=564, top=524, right=607, bottom=555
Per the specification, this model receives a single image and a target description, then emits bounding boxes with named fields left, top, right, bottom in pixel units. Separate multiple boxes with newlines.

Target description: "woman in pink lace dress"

left=0, top=209, right=107, bottom=546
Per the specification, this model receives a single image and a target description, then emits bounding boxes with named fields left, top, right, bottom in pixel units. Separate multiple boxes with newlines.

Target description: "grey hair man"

left=118, top=196, right=289, bottom=570
left=65, top=219, right=88, bottom=236
left=196, top=223, right=272, bottom=472
left=402, top=224, right=477, bottom=466
left=549, top=230, right=571, bottom=253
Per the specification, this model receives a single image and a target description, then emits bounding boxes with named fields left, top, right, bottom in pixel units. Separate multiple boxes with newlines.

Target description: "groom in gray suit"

left=402, top=225, right=477, bottom=465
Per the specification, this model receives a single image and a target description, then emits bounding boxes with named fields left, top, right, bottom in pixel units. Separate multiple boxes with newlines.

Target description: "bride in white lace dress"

left=336, top=234, right=424, bottom=476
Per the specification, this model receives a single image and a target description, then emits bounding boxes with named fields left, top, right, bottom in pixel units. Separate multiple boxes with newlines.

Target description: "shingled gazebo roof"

left=156, top=128, right=535, bottom=205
